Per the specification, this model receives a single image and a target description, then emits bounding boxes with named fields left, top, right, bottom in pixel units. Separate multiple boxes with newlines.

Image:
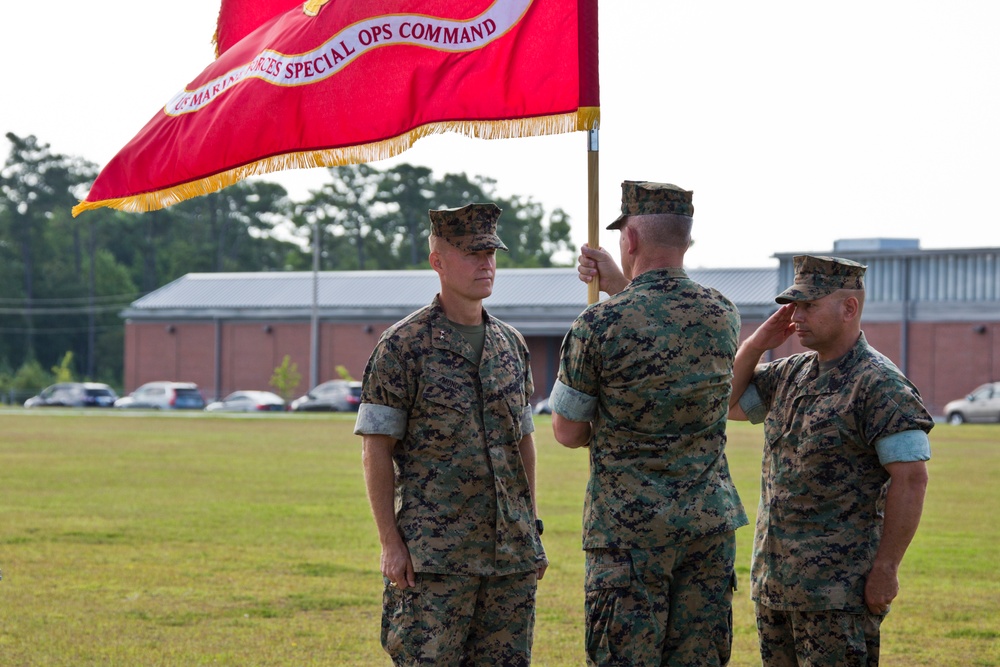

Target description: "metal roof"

left=773, top=245, right=1000, bottom=322
left=133, top=270, right=444, bottom=311
left=687, top=267, right=779, bottom=307
left=124, top=267, right=779, bottom=314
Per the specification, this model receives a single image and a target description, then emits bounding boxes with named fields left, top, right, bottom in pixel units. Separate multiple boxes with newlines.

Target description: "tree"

left=0, top=135, right=306, bottom=385
left=51, top=351, right=75, bottom=382
left=431, top=171, right=492, bottom=208
left=173, top=180, right=294, bottom=273
left=269, top=355, right=302, bottom=403
left=302, top=164, right=575, bottom=270
left=0, top=134, right=577, bottom=389
left=493, top=196, right=575, bottom=268
left=0, top=133, right=96, bottom=360
left=376, top=164, right=435, bottom=267
left=305, top=165, right=392, bottom=270
left=10, top=359, right=50, bottom=398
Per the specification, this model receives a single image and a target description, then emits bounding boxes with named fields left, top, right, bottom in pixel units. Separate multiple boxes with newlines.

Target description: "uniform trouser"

left=381, top=570, right=537, bottom=667
left=584, top=530, right=738, bottom=667
left=755, top=604, right=886, bottom=667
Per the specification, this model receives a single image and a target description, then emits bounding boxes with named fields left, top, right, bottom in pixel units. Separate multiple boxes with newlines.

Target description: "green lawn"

left=0, top=411, right=997, bottom=666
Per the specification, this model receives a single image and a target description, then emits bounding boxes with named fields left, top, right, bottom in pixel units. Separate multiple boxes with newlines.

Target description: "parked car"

left=205, top=390, right=285, bottom=412
left=943, top=381, right=1000, bottom=425
left=533, top=396, right=552, bottom=415
left=290, top=380, right=362, bottom=412
left=23, top=382, right=118, bottom=408
left=114, top=381, right=206, bottom=410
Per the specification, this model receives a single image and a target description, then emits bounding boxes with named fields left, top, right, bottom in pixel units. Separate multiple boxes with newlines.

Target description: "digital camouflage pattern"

left=745, top=333, right=934, bottom=612
left=355, top=295, right=543, bottom=576
left=429, top=202, right=509, bottom=252
left=382, top=571, right=537, bottom=666
left=607, top=181, right=694, bottom=229
left=584, top=532, right=737, bottom=667
left=556, top=267, right=748, bottom=549
left=775, top=255, right=867, bottom=304
left=756, top=606, right=884, bottom=667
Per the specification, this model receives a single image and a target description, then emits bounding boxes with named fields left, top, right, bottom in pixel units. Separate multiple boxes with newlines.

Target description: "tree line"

left=0, top=132, right=575, bottom=397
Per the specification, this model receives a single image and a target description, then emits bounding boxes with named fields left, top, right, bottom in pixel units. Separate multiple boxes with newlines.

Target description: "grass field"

left=0, top=410, right=997, bottom=666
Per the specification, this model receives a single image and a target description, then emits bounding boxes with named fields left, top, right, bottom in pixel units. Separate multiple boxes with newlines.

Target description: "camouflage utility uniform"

left=552, top=267, right=749, bottom=667
left=355, top=295, right=544, bottom=665
left=740, top=332, right=933, bottom=666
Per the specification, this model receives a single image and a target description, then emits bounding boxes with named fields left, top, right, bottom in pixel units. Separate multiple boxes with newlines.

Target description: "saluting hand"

left=748, top=303, right=797, bottom=352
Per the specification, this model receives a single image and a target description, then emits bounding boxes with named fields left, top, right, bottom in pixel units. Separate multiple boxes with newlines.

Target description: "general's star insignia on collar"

left=439, top=330, right=447, bottom=339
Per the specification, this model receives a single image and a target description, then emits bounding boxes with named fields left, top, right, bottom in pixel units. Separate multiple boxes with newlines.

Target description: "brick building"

left=120, top=241, right=1000, bottom=416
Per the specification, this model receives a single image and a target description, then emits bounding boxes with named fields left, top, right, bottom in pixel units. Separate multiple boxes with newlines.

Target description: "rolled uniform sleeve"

left=354, top=403, right=407, bottom=440
left=354, top=340, right=413, bottom=440
left=741, top=356, right=786, bottom=425
left=520, top=404, right=535, bottom=436
left=738, top=382, right=767, bottom=424
left=553, top=320, right=601, bottom=423
left=550, top=378, right=598, bottom=423
left=874, top=429, right=931, bottom=465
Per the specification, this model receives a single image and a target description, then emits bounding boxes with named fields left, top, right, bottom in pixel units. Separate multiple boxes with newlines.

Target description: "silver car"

left=290, top=380, right=362, bottom=412
left=24, top=382, right=118, bottom=408
left=114, top=381, right=206, bottom=410
left=205, top=391, right=286, bottom=412
left=943, top=381, right=1000, bottom=425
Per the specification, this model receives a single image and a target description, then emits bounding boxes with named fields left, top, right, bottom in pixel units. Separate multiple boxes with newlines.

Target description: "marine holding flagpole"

left=556, top=181, right=748, bottom=666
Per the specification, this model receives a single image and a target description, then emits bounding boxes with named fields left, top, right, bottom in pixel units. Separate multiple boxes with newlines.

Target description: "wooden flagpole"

left=587, top=128, right=600, bottom=304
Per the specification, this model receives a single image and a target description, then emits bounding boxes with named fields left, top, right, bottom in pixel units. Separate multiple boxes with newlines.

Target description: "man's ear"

left=842, top=295, right=860, bottom=321
left=429, top=250, right=443, bottom=272
left=624, top=225, right=639, bottom=256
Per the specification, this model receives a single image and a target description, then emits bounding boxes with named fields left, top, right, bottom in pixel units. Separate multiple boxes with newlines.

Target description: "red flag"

left=74, top=0, right=600, bottom=216
left=214, top=0, right=299, bottom=57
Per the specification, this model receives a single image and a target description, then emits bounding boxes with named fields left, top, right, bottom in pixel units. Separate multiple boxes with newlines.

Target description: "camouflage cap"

left=607, top=181, right=694, bottom=230
left=775, top=255, right=867, bottom=304
left=429, top=203, right=509, bottom=252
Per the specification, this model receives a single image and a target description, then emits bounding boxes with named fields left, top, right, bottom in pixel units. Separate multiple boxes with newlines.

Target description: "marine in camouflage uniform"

left=729, top=255, right=933, bottom=667
left=552, top=181, right=749, bottom=667
left=355, top=203, right=546, bottom=666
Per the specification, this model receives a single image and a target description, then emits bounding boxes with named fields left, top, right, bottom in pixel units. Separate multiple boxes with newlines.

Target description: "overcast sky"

left=3, top=1, right=998, bottom=268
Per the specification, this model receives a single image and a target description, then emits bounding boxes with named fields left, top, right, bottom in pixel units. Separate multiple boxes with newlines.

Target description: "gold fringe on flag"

left=72, top=108, right=600, bottom=217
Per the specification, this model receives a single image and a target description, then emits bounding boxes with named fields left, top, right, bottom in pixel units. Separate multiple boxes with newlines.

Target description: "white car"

left=205, top=390, right=286, bottom=412
left=114, top=381, right=206, bottom=410
left=290, top=380, right=362, bottom=412
left=943, top=382, right=1000, bottom=425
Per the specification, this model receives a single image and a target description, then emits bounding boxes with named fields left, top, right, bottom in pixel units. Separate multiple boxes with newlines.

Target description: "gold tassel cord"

left=302, top=0, right=331, bottom=17
left=72, top=109, right=601, bottom=217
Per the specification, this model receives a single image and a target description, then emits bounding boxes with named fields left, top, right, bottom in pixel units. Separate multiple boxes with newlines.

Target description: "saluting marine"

left=729, top=255, right=933, bottom=666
